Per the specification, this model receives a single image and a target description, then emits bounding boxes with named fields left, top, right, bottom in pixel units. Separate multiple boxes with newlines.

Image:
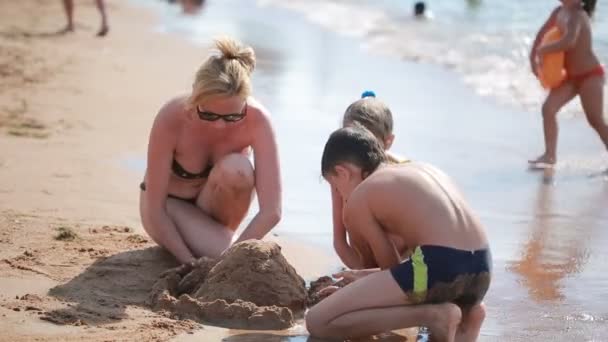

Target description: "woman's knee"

left=209, top=153, right=255, bottom=190
left=202, top=230, right=233, bottom=259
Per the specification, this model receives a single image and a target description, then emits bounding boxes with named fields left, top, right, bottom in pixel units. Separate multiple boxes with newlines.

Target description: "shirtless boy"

left=307, top=126, right=492, bottom=342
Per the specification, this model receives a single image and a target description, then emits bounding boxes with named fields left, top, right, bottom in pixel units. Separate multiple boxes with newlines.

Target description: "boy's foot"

left=428, top=303, right=461, bottom=342
left=455, top=303, right=486, bottom=342
left=96, top=25, right=109, bottom=37
left=528, top=154, right=556, bottom=166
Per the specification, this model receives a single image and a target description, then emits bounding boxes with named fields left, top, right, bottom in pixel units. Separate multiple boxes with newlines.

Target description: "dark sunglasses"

left=196, top=103, right=248, bottom=122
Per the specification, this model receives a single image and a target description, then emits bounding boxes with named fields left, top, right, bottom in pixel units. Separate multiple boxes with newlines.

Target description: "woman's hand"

left=316, top=285, right=341, bottom=297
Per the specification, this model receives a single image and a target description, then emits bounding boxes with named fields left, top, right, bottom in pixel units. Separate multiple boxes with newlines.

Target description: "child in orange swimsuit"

left=529, top=0, right=607, bottom=166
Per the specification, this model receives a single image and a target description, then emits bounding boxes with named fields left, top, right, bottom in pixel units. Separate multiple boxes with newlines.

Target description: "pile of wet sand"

left=148, top=240, right=308, bottom=330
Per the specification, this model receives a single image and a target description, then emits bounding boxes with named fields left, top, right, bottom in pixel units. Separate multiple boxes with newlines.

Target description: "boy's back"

left=346, top=162, right=488, bottom=253
left=312, top=126, right=491, bottom=341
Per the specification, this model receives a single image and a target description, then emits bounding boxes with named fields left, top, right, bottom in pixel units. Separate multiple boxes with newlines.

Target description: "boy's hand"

left=333, top=269, right=374, bottom=285
left=317, top=285, right=341, bottom=297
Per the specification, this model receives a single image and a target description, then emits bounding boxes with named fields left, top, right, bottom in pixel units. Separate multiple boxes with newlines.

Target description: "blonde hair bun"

left=188, top=37, right=256, bottom=108
left=215, top=37, right=256, bottom=73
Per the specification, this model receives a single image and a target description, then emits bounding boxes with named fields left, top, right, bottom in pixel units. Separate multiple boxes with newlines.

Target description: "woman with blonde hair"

left=140, top=37, right=281, bottom=264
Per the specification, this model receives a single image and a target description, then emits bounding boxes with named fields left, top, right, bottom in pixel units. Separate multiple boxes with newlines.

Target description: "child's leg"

left=456, top=303, right=486, bottom=342
left=94, top=0, right=109, bottom=36
left=61, top=0, right=74, bottom=31
left=578, top=76, right=608, bottom=150
left=530, top=83, right=577, bottom=164
left=305, top=270, right=462, bottom=341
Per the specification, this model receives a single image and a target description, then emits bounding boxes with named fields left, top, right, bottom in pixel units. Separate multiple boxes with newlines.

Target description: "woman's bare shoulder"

left=247, top=97, right=272, bottom=119
left=154, top=95, right=189, bottom=129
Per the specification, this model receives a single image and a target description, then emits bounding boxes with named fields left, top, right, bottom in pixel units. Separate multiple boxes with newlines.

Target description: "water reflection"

left=509, top=169, right=606, bottom=302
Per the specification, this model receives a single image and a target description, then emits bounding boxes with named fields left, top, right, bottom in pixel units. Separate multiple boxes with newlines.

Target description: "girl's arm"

left=530, top=7, right=560, bottom=75
left=537, top=13, right=581, bottom=55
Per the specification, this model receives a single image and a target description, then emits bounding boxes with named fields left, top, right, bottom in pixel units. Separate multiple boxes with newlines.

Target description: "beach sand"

left=2, top=0, right=608, bottom=341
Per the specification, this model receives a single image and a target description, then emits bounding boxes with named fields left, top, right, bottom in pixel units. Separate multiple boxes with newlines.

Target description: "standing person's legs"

left=61, top=0, right=75, bottom=32
left=94, top=0, right=109, bottom=36
left=578, top=75, right=608, bottom=151
left=529, top=83, right=577, bottom=165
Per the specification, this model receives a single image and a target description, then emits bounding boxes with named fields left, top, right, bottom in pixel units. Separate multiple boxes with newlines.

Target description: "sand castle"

left=148, top=240, right=308, bottom=330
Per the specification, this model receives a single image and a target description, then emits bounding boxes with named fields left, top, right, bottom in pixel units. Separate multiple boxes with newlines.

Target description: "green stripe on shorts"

left=412, top=246, right=428, bottom=300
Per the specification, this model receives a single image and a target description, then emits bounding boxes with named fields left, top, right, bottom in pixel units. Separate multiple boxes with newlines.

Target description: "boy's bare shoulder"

left=364, top=162, right=452, bottom=197
left=352, top=166, right=415, bottom=201
left=344, top=175, right=386, bottom=219
left=346, top=182, right=372, bottom=212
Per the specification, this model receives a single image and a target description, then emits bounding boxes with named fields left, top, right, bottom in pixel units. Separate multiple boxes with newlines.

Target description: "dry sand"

left=0, top=1, right=342, bottom=341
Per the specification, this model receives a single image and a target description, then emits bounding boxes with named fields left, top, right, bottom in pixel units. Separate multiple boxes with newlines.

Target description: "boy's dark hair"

left=414, top=2, right=426, bottom=16
left=343, top=97, right=393, bottom=142
left=582, top=0, right=597, bottom=17
left=321, top=125, right=387, bottom=177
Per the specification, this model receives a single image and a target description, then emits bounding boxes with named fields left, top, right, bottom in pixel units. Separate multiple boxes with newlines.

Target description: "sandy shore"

left=0, top=1, right=339, bottom=341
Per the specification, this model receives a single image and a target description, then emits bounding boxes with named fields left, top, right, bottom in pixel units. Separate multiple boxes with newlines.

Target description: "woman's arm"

left=530, top=7, right=560, bottom=74
left=143, top=100, right=196, bottom=264
left=233, top=106, right=282, bottom=243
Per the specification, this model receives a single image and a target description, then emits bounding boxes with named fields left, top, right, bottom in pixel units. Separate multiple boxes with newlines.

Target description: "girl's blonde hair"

left=188, top=37, right=256, bottom=108
left=343, top=97, right=393, bottom=142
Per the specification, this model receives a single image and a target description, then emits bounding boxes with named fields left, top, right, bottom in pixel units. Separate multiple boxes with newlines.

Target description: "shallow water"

left=263, top=0, right=608, bottom=117
left=130, top=0, right=608, bottom=340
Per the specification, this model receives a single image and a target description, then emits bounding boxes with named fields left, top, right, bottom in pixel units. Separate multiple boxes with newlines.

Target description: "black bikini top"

left=172, top=159, right=213, bottom=180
